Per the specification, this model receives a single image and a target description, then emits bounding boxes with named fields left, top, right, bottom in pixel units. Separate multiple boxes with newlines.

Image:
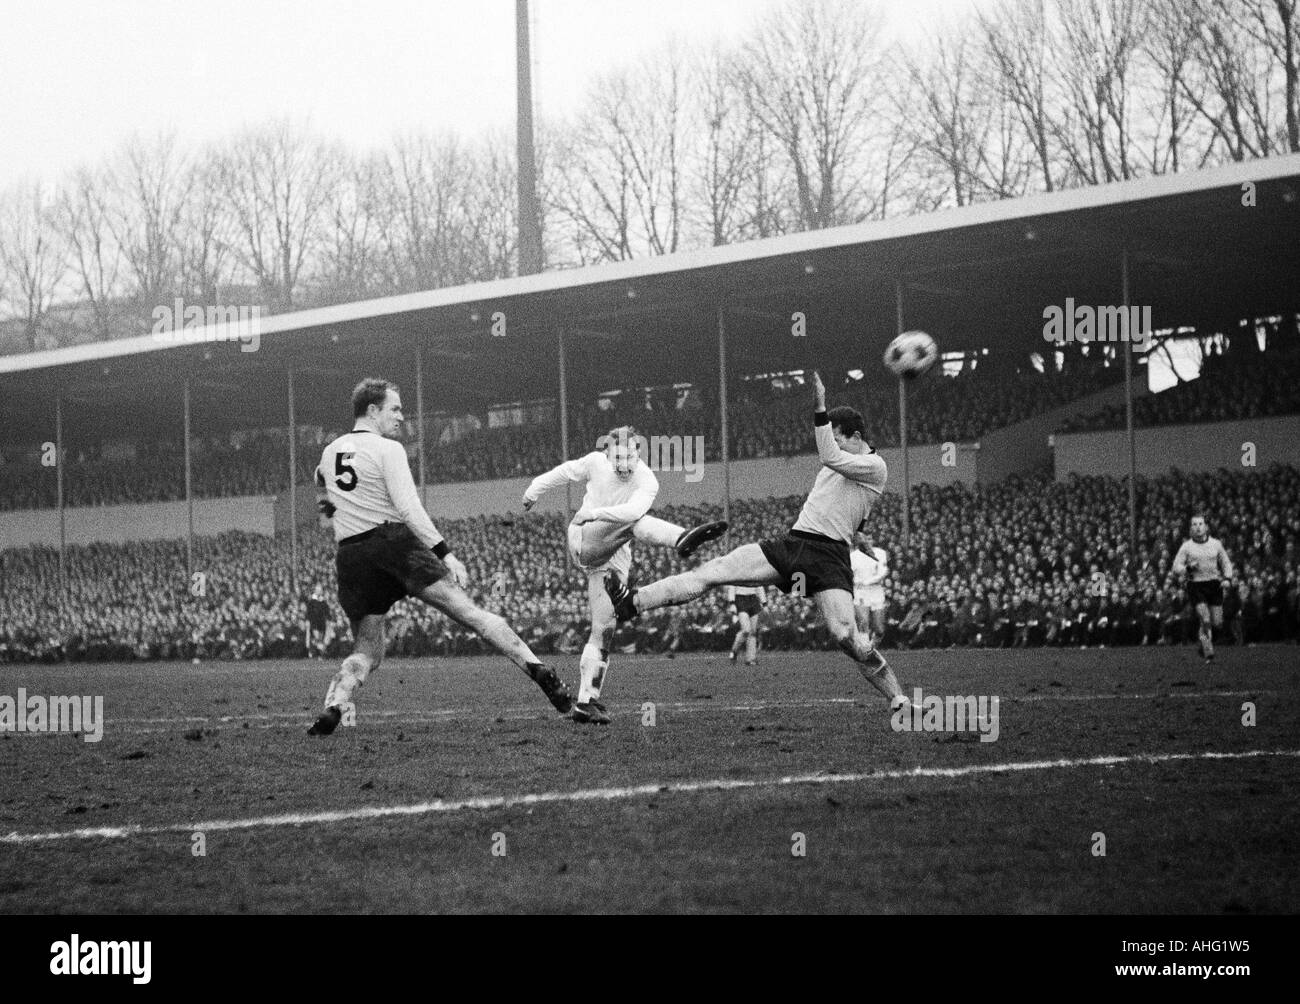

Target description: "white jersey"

left=851, top=547, right=888, bottom=607
left=524, top=451, right=659, bottom=526
left=316, top=429, right=444, bottom=549
left=792, top=420, right=887, bottom=544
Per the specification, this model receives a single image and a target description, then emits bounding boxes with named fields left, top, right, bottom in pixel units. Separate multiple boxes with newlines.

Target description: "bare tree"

left=373, top=132, right=482, bottom=289
left=1050, top=0, right=1148, bottom=184
left=318, top=151, right=384, bottom=303
left=1240, top=0, right=1300, bottom=152
left=551, top=46, right=690, bottom=261
left=462, top=132, right=518, bottom=281
left=177, top=157, right=236, bottom=308
left=979, top=0, right=1061, bottom=191
left=112, top=132, right=191, bottom=326
left=689, top=43, right=792, bottom=244
left=0, top=181, right=67, bottom=351
left=900, top=27, right=1034, bottom=206
left=1186, top=0, right=1282, bottom=160
left=214, top=120, right=344, bottom=311
left=735, top=0, right=888, bottom=228
left=57, top=165, right=123, bottom=341
left=1142, top=0, right=1213, bottom=172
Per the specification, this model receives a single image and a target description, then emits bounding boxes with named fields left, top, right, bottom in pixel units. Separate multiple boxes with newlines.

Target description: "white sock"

left=325, top=653, right=371, bottom=710
left=746, top=634, right=757, bottom=663
left=578, top=643, right=609, bottom=704
left=632, top=514, right=686, bottom=549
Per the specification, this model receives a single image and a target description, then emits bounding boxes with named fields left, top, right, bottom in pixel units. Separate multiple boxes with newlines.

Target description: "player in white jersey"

left=605, top=372, right=909, bottom=712
left=726, top=585, right=766, bottom=665
left=851, top=533, right=888, bottom=641
left=523, top=427, right=728, bottom=724
left=307, top=378, right=574, bottom=735
left=1169, top=514, right=1234, bottom=663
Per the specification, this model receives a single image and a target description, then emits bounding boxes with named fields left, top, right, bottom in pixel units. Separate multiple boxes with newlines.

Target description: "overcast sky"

left=0, top=0, right=981, bottom=189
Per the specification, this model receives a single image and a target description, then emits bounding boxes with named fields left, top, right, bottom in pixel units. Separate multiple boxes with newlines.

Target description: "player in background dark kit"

left=304, top=584, right=332, bottom=658
left=1169, top=514, right=1235, bottom=663
left=727, top=585, right=765, bottom=665
left=308, top=378, right=573, bottom=735
left=606, top=371, right=914, bottom=713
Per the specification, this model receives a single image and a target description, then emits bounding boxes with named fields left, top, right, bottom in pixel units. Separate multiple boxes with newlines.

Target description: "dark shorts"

left=1187, top=580, right=1224, bottom=607
left=759, top=530, right=853, bottom=597
left=307, top=617, right=328, bottom=633
left=336, top=523, right=449, bottom=621
left=734, top=595, right=762, bottom=617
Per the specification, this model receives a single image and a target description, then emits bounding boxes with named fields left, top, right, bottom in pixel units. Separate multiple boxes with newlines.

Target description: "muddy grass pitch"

left=2, top=645, right=1297, bottom=913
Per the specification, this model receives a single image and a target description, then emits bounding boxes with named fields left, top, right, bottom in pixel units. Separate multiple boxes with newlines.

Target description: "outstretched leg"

left=618, top=543, right=780, bottom=617
left=815, top=589, right=907, bottom=706
left=418, top=579, right=574, bottom=713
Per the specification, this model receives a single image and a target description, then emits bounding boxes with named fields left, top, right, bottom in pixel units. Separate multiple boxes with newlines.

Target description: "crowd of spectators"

left=3, top=465, right=1296, bottom=664
left=0, top=354, right=1120, bottom=511
left=1059, top=333, right=1300, bottom=433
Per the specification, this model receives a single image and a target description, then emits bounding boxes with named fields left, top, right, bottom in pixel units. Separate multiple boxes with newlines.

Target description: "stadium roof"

left=2, top=153, right=1297, bottom=444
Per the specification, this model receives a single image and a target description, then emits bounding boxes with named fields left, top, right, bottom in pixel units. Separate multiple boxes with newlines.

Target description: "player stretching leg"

left=1169, top=514, right=1234, bottom=663
left=308, top=379, right=573, bottom=735
left=606, top=372, right=910, bottom=711
left=523, top=427, right=728, bottom=724
left=727, top=585, right=766, bottom=665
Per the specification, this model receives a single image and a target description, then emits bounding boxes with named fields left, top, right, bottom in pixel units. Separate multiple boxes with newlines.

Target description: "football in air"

left=883, top=330, right=939, bottom=379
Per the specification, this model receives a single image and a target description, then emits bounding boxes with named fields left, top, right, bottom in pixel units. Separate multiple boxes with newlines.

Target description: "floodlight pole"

left=55, top=393, right=66, bottom=621
left=896, top=280, right=910, bottom=550
left=516, top=0, right=543, bottom=276
left=416, top=346, right=426, bottom=505
left=287, top=369, right=298, bottom=596
left=184, top=379, right=194, bottom=579
left=558, top=327, right=572, bottom=513
left=1122, top=247, right=1137, bottom=558
left=718, top=306, right=731, bottom=543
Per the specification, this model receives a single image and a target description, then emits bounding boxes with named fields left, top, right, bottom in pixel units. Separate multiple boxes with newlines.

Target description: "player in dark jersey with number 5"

left=307, top=378, right=573, bottom=735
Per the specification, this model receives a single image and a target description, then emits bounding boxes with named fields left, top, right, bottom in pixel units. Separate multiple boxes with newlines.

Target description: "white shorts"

left=568, top=521, right=633, bottom=578
left=854, top=588, right=885, bottom=611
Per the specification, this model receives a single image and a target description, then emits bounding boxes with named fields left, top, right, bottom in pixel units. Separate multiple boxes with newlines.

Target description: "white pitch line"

left=70, top=688, right=1275, bottom=734
left=3, top=748, right=1297, bottom=846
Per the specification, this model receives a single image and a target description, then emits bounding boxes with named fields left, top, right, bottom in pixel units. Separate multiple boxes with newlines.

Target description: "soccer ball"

left=883, top=330, right=939, bottom=379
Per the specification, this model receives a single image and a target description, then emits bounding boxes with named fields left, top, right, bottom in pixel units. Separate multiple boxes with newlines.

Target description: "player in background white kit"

left=1169, top=514, right=1234, bottom=663
left=727, top=585, right=766, bottom=665
left=523, top=426, right=728, bottom=723
left=307, top=378, right=573, bottom=735
left=851, top=532, right=888, bottom=642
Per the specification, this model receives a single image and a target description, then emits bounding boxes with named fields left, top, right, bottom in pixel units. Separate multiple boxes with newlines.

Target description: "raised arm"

left=812, top=371, right=887, bottom=488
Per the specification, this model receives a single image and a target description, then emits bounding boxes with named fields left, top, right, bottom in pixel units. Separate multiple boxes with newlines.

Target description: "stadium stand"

left=1059, top=334, right=1300, bottom=434
left=3, top=466, right=1295, bottom=663
left=0, top=355, right=1120, bottom=511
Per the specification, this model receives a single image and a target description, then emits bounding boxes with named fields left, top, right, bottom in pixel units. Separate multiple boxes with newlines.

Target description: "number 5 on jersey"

left=335, top=453, right=358, bottom=491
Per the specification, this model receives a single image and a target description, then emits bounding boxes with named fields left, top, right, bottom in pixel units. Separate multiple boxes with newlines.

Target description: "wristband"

left=433, top=540, right=452, bottom=560
left=814, top=410, right=830, bottom=426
